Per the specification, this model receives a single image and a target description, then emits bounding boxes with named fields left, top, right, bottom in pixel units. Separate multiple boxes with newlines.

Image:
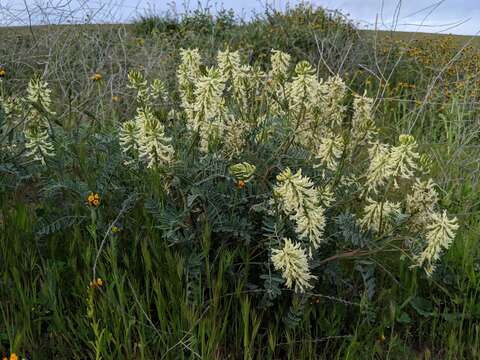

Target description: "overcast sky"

left=1, top=0, right=479, bottom=35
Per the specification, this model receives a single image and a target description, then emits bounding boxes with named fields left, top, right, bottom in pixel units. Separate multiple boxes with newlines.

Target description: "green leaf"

left=410, top=296, right=434, bottom=317
left=396, top=311, right=412, bottom=324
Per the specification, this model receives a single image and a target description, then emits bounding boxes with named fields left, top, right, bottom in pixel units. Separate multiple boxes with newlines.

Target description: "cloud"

left=316, top=0, right=480, bottom=35
left=2, top=0, right=479, bottom=35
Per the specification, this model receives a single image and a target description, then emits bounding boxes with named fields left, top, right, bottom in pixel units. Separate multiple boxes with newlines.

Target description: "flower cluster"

left=91, top=73, right=102, bottom=82
left=23, top=77, right=55, bottom=165
left=177, top=48, right=202, bottom=120
left=127, top=70, right=167, bottom=108
left=1, top=353, right=18, bottom=360
left=120, top=107, right=174, bottom=168
left=87, top=192, right=101, bottom=207
left=416, top=211, right=459, bottom=275
left=89, top=277, right=104, bottom=289
left=360, top=197, right=401, bottom=232
left=271, top=238, right=316, bottom=293
left=274, top=168, right=326, bottom=250
left=137, top=109, right=174, bottom=168
left=229, top=162, right=256, bottom=182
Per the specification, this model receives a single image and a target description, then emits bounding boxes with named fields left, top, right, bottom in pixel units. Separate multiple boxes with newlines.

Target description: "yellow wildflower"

left=9, top=354, right=18, bottom=360
left=91, top=73, right=102, bottom=82
left=87, top=192, right=100, bottom=207
left=0, top=68, right=6, bottom=77
left=89, top=277, right=104, bottom=289
left=235, top=180, right=246, bottom=189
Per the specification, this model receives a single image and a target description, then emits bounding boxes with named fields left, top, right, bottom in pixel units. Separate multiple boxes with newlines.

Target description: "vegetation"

left=1, top=4, right=480, bottom=359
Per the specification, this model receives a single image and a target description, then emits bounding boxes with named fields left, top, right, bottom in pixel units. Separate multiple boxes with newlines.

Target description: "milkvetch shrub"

left=118, top=48, right=458, bottom=295
left=0, top=47, right=458, bottom=319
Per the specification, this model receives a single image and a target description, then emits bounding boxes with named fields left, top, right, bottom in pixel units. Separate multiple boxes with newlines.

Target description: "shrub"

left=1, top=47, right=457, bottom=307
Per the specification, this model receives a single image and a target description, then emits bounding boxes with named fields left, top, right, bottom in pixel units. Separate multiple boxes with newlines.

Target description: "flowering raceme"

left=351, top=92, right=376, bottom=143
left=26, top=77, right=55, bottom=116
left=217, top=48, right=241, bottom=83
left=271, top=238, right=316, bottom=293
left=137, top=109, right=174, bottom=168
left=23, top=77, right=55, bottom=164
left=406, top=178, right=439, bottom=229
left=287, top=61, right=318, bottom=115
left=315, top=131, right=344, bottom=171
left=178, top=48, right=202, bottom=120
left=119, top=120, right=139, bottom=154
left=274, top=168, right=326, bottom=249
left=318, top=75, right=347, bottom=127
left=360, top=197, right=401, bottom=232
left=24, top=126, right=55, bottom=165
left=270, top=49, right=291, bottom=81
left=415, top=210, right=459, bottom=275
left=365, top=141, right=393, bottom=193
left=389, top=134, right=420, bottom=182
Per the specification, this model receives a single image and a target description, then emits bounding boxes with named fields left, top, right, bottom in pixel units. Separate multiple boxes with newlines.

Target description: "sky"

left=1, top=0, right=479, bottom=35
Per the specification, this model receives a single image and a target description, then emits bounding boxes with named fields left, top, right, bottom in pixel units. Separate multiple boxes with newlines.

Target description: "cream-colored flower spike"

left=177, top=48, right=203, bottom=121
left=318, top=75, right=347, bottom=127
left=271, top=238, right=316, bottom=293
left=137, top=109, right=174, bottom=168
left=390, top=135, right=420, bottom=180
left=119, top=120, right=139, bottom=153
left=23, top=77, right=55, bottom=165
left=191, top=67, right=226, bottom=152
left=406, top=178, right=439, bottom=230
left=177, top=48, right=202, bottom=85
left=193, top=67, right=225, bottom=123
left=274, top=168, right=326, bottom=248
left=415, top=210, right=459, bottom=275
left=365, top=141, right=393, bottom=193
left=288, top=61, right=318, bottom=114
left=24, top=127, right=55, bottom=165
left=26, top=77, right=55, bottom=117
left=317, top=185, right=336, bottom=208
left=352, top=92, right=376, bottom=143
left=360, top=197, right=401, bottom=232
left=217, top=48, right=241, bottom=82
left=315, top=131, right=344, bottom=171
left=270, top=49, right=291, bottom=80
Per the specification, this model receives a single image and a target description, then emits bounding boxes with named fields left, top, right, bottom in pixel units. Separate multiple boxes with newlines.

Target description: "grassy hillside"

left=1, top=4, right=480, bottom=359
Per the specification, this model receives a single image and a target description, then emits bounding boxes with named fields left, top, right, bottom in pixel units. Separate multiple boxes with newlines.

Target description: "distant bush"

left=133, top=4, right=360, bottom=71
left=133, top=8, right=236, bottom=37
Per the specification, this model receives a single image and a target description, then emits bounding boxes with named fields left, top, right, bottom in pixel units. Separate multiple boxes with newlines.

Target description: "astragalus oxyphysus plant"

left=1, top=46, right=458, bottom=309
left=118, top=47, right=458, bottom=301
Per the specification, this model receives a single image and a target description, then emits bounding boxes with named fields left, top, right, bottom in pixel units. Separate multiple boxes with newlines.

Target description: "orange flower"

left=89, top=277, right=104, bottom=289
left=9, top=353, right=18, bottom=360
left=91, top=73, right=102, bottom=82
left=87, top=192, right=100, bottom=207
left=235, top=180, right=246, bottom=189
